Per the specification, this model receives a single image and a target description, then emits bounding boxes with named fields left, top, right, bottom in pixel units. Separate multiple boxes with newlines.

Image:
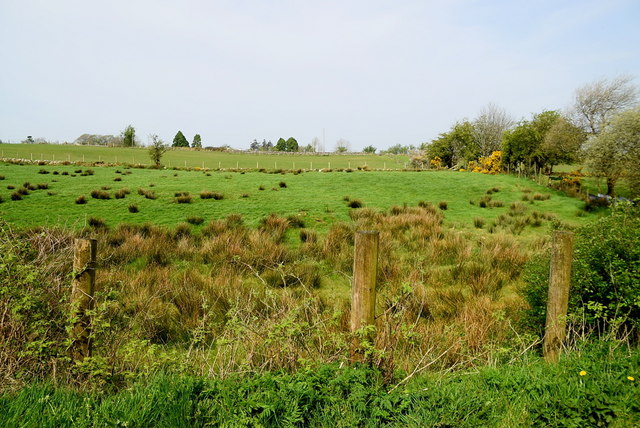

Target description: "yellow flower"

left=628, top=376, right=635, bottom=381
left=579, top=370, right=587, bottom=376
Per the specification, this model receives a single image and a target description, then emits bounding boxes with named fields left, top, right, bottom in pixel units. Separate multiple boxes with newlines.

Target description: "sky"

left=1, top=0, right=639, bottom=151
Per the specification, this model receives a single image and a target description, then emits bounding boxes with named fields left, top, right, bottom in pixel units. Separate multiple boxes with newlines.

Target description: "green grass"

left=0, top=143, right=408, bottom=170
left=1, top=343, right=638, bottom=427
left=0, top=162, right=595, bottom=232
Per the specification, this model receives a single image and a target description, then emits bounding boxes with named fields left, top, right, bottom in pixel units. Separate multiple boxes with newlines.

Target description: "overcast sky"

left=1, top=0, right=639, bottom=150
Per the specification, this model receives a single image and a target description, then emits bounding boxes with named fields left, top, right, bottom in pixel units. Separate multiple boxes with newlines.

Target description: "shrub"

left=22, top=182, right=36, bottom=191
left=348, top=199, right=363, bottom=208
left=114, top=177, right=122, bottom=182
left=241, top=193, right=249, bottom=198
left=438, top=201, right=448, bottom=210
left=174, top=191, right=189, bottom=197
left=36, top=183, right=49, bottom=190
left=90, top=189, right=110, bottom=199
left=87, top=216, right=106, bottom=228
left=488, top=200, right=504, bottom=208
left=75, top=195, right=87, bottom=204
left=10, top=192, right=22, bottom=201
left=200, top=190, right=214, bottom=199
left=101, top=186, right=111, bottom=190
left=186, top=216, right=204, bottom=225
left=17, top=187, right=30, bottom=195
left=279, top=181, right=287, bottom=188
left=128, top=204, right=139, bottom=213
left=523, top=204, right=640, bottom=335
left=6, top=185, right=15, bottom=190
left=61, top=171, right=69, bottom=176
left=258, top=185, right=265, bottom=191
left=38, top=169, right=50, bottom=174
left=571, top=204, right=640, bottom=331
left=0, top=175, right=4, bottom=180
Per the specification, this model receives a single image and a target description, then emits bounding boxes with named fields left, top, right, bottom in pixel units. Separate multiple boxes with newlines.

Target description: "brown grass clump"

left=91, top=189, right=111, bottom=199
left=259, top=214, right=290, bottom=243
left=176, top=194, right=193, bottom=204
left=75, top=195, right=87, bottom=204
left=532, top=192, right=551, bottom=201
left=87, top=216, right=106, bottom=229
left=114, top=188, right=130, bottom=199
left=186, top=216, right=205, bottom=225
left=347, top=199, right=363, bottom=208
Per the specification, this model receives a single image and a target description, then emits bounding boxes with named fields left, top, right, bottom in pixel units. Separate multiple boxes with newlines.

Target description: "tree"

left=541, top=116, right=586, bottom=172
left=363, top=145, right=376, bottom=154
left=274, top=137, right=298, bottom=152
left=192, top=134, right=202, bottom=149
left=423, top=121, right=477, bottom=168
left=587, top=107, right=640, bottom=196
left=172, top=130, right=189, bottom=148
left=274, top=137, right=287, bottom=151
left=473, top=103, right=514, bottom=157
left=249, top=139, right=260, bottom=151
left=148, top=134, right=167, bottom=168
left=572, top=75, right=638, bottom=136
left=122, top=125, right=136, bottom=147
left=335, top=138, right=350, bottom=153
left=74, top=134, right=123, bottom=146
left=502, top=110, right=561, bottom=172
left=385, top=144, right=409, bottom=154
left=285, top=137, right=298, bottom=152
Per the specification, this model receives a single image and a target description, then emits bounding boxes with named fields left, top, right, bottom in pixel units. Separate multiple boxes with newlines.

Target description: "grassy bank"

left=1, top=343, right=638, bottom=427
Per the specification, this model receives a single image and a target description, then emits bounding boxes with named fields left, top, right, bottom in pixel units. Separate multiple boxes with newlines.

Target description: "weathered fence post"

left=543, top=231, right=574, bottom=363
left=350, top=230, right=379, bottom=363
left=71, top=238, right=97, bottom=362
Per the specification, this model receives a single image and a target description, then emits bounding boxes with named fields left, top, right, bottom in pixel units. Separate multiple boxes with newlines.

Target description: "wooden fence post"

left=543, top=231, right=574, bottom=363
left=71, top=238, right=97, bottom=362
left=350, top=230, right=379, bottom=363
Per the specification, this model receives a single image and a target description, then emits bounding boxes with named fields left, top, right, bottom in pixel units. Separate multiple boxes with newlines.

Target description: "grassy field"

left=0, top=143, right=408, bottom=170
left=0, top=162, right=594, bottom=232
left=3, top=154, right=636, bottom=426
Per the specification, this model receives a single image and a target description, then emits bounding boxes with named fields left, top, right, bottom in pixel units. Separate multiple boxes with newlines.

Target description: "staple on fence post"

left=350, top=230, right=379, bottom=364
left=543, top=230, right=574, bottom=363
left=70, top=238, right=97, bottom=362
